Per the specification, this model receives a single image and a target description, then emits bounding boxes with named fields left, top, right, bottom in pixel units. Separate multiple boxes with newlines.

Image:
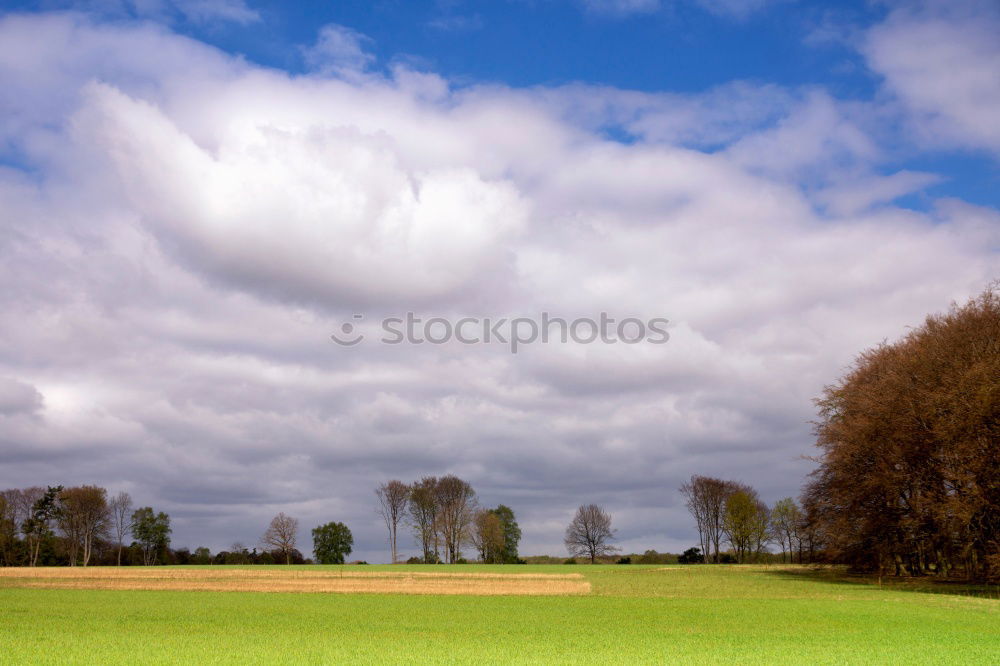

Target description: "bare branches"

left=375, top=480, right=409, bottom=564
left=57, top=486, right=110, bottom=567
left=109, top=491, right=134, bottom=566
left=564, top=504, right=618, bottom=563
left=435, top=475, right=477, bottom=564
left=680, top=476, right=737, bottom=563
left=407, top=477, right=439, bottom=563
left=261, top=513, right=299, bottom=565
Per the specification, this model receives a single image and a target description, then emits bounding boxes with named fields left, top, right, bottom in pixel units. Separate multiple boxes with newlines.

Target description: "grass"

left=1, top=564, right=997, bottom=664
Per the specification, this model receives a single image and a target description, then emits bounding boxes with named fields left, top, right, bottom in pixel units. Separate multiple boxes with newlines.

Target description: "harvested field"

left=0, top=567, right=591, bottom=596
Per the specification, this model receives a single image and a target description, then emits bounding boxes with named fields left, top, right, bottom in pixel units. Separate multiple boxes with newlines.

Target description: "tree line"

left=0, top=487, right=356, bottom=567
left=674, top=288, right=998, bottom=582
left=375, top=475, right=522, bottom=564
left=0, top=487, right=173, bottom=567
left=679, top=476, right=816, bottom=564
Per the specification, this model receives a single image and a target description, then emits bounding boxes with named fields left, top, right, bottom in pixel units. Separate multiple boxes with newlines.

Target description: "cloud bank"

left=0, top=7, right=996, bottom=560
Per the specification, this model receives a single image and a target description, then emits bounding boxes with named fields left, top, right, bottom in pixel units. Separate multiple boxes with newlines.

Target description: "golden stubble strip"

left=0, top=568, right=590, bottom=596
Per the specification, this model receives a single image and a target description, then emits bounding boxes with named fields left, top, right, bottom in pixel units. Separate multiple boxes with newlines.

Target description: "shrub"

left=636, top=550, right=679, bottom=565
left=678, top=547, right=704, bottom=564
left=564, top=558, right=577, bottom=564
left=616, top=557, right=631, bottom=564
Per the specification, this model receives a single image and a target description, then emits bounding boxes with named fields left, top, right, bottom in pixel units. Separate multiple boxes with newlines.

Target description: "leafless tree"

left=0, top=491, right=12, bottom=566
left=58, top=486, right=110, bottom=566
left=435, top=475, right=477, bottom=563
left=565, top=504, right=619, bottom=563
left=109, top=491, right=134, bottom=566
left=771, top=498, right=802, bottom=563
left=229, top=542, right=250, bottom=564
left=375, top=480, right=410, bottom=564
left=680, top=476, right=737, bottom=563
left=261, top=512, right=299, bottom=564
left=679, top=476, right=710, bottom=562
left=408, top=477, right=439, bottom=562
left=470, top=509, right=505, bottom=563
left=1, top=488, right=35, bottom=566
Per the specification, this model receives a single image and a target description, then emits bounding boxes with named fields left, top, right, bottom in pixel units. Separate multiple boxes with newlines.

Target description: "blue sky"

left=204, top=0, right=873, bottom=89
left=0, top=0, right=997, bottom=560
left=6, top=0, right=997, bottom=208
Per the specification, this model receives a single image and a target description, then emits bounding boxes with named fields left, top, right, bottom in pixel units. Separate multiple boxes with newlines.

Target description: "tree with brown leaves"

left=805, top=286, right=1000, bottom=580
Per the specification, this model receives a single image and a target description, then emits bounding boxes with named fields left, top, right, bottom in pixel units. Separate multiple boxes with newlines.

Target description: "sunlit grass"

left=1, top=564, right=997, bottom=664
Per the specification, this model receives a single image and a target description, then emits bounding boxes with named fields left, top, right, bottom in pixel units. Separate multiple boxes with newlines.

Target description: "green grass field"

left=2, top=564, right=998, bottom=664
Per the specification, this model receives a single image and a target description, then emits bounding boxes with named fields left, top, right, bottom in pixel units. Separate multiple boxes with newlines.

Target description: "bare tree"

left=470, top=509, right=505, bottom=563
left=565, top=504, right=619, bottom=563
left=435, top=475, right=477, bottom=563
left=0, top=493, right=7, bottom=563
left=680, top=476, right=737, bottom=563
left=261, top=513, right=299, bottom=565
left=408, top=477, right=439, bottom=563
left=109, top=491, right=134, bottom=566
left=771, top=498, right=802, bottom=563
left=679, top=476, right=710, bottom=562
left=375, top=480, right=409, bottom=564
left=228, top=542, right=251, bottom=564
left=58, top=486, right=110, bottom=566
left=1, top=488, right=37, bottom=566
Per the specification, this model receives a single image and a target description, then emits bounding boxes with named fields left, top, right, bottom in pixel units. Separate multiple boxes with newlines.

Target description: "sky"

left=0, top=0, right=998, bottom=562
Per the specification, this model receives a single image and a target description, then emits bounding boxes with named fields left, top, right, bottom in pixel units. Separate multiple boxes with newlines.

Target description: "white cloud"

left=72, top=82, right=527, bottom=307
left=814, top=170, right=941, bottom=216
left=863, top=1, right=1000, bottom=156
left=579, top=0, right=784, bottom=19
left=0, top=13, right=996, bottom=560
left=693, top=0, right=788, bottom=20
left=725, top=91, right=877, bottom=179
left=22, top=0, right=260, bottom=25
left=580, top=0, right=661, bottom=16
left=303, top=24, right=377, bottom=76
left=172, top=0, right=260, bottom=24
